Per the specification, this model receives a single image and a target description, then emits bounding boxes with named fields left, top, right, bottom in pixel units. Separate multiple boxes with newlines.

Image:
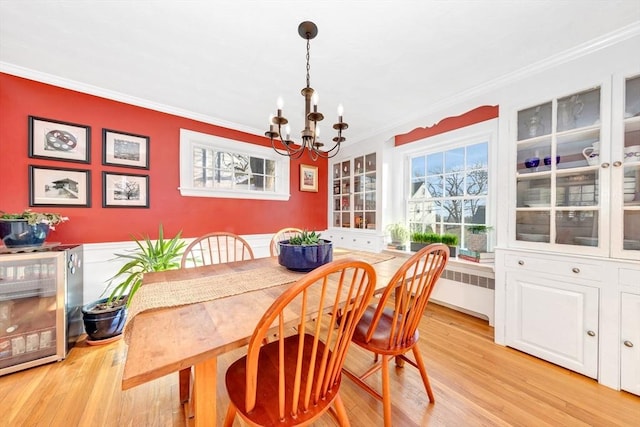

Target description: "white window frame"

left=179, top=129, right=290, bottom=200
left=394, top=119, right=498, bottom=248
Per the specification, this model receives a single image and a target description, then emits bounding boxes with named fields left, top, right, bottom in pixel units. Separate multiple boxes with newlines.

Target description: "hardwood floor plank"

left=0, top=303, right=638, bottom=426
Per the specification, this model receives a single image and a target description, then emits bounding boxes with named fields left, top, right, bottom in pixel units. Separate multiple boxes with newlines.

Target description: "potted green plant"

left=81, top=224, right=186, bottom=342
left=0, top=209, right=68, bottom=248
left=466, top=225, right=493, bottom=253
left=386, top=222, right=410, bottom=250
left=278, top=230, right=333, bottom=272
left=410, top=231, right=442, bottom=252
left=441, top=233, right=459, bottom=258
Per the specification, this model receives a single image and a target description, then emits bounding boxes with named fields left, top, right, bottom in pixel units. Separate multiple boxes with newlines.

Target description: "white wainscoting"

left=81, top=233, right=274, bottom=306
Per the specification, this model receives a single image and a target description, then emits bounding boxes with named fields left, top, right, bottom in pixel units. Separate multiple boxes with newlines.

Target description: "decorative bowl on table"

left=278, top=240, right=333, bottom=272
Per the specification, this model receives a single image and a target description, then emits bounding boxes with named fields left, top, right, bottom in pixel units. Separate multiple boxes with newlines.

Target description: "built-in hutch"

left=496, top=68, right=640, bottom=396
left=326, top=147, right=385, bottom=252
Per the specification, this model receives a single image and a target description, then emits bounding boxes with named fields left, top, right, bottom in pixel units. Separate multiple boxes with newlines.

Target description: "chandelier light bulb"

left=285, top=125, right=291, bottom=140
left=312, top=92, right=319, bottom=106
left=276, top=97, right=284, bottom=110
left=337, top=104, right=344, bottom=118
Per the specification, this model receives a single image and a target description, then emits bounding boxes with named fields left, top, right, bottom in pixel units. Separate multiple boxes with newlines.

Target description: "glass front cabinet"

left=328, top=151, right=384, bottom=252
left=513, top=73, right=640, bottom=260
left=331, top=152, right=377, bottom=231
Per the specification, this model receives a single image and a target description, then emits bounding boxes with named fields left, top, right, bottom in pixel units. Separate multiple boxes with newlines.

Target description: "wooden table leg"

left=192, top=357, right=217, bottom=427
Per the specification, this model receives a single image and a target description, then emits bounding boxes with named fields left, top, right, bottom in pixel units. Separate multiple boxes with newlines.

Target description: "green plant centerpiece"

left=278, top=230, right=333, bottom=272
left=466, top=225, right=493, bottom=253
left=0, top=209, right=68, bottom=248
left=386, top=222, right=410, bottom=250
left=81, top=224, right=186, bottom=342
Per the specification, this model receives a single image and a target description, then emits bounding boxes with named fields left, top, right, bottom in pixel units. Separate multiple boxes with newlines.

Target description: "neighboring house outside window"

left=179, top=129, right=290, bottom=200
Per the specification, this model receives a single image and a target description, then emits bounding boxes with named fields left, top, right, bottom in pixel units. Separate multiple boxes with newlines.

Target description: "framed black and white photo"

left=102, top=128, right=150, bottom=169
left=102, top=171, right=149, bottom=208
left=29, top=116, right=91, bottom=163
left=29, top=165, right=91, bottom=207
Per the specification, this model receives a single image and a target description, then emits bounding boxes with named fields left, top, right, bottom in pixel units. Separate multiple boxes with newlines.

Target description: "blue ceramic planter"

left=0, top=220, right=50, bottom=248
left=278, top=240, right=333, bottom=272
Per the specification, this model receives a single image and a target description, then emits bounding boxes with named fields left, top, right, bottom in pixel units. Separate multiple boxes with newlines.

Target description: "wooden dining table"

left=121, top=249, right=409, bottom=427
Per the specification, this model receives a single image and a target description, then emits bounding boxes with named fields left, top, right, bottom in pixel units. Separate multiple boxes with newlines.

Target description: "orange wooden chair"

left=223, top=258, right=377, bottom=426
left=180, top=231, right=254, bottom=268
left=269, top=227, right=303, bottom=257
left=179, top=231, right=254, bottom=403
left=342, top=243, right=449, bottom=426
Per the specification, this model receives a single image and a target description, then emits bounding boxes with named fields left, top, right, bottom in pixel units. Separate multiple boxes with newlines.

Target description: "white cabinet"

left=504, top=257, right=599, bottom=378
left=620, top=292, right=640, bottom=395
left=329, top=150, right=384, bottom=252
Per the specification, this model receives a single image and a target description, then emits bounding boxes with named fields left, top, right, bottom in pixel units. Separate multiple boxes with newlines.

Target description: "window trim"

left=395, top=119, right=498, bottom=248
left=179, top=129, right=290, bottom=200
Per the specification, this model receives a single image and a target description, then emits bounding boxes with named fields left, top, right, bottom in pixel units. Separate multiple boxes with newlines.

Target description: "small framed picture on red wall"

left=28, top=116, right=91, bottom=164
left=300, top=164, right=318, bottom=192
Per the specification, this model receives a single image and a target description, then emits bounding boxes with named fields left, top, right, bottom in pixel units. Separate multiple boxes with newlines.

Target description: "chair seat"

left=225, top=334, right=340, bottom=426
left=352, top=306, right=419, bottom=354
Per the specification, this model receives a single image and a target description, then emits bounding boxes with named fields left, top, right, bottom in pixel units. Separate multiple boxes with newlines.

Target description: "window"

left=179, top=129, right=290, bottom=200
left=408, top=141, right=489, bottom=248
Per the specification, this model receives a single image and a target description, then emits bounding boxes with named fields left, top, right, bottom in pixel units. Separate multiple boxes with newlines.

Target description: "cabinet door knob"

left=587, top=330, right=596, bottom=337
left=518, top=260, right=524, bottom=266
left=624, top=340, right=634, bottom=348
left=601, top=162, right=610, bottom=168
left=572, top=267, right=580, bottom=274
left=612, top=161, right=622, bottom=167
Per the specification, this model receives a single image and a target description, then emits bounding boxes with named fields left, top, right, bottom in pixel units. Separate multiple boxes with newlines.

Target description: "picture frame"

left=102, top=171, right=149, bottom=208
left=300, top=164, right=318, bottom=192
left=29, top=165, right=91, bottom=207
left=28, top=116, right=91, bottom=163
left=102, top=128, right=150, bottom=169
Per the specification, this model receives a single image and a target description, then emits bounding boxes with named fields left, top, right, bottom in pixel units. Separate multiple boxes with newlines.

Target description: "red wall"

left=0, top=73, right=328, bottom=244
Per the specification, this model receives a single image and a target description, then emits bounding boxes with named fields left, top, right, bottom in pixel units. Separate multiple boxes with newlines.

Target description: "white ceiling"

left=1, top=1, right=639, bottom=145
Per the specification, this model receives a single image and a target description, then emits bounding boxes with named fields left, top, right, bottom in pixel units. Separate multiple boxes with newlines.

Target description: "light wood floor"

left=1, top=304, right=638, bottom=426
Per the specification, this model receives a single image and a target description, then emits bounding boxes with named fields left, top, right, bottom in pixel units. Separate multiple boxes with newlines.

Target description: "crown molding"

left=350, top=21, right=640, bottom=146
left=0, top=62, right=264, bottom=138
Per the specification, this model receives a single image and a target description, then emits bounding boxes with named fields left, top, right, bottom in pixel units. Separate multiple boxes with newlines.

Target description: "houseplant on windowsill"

left=386, top=222, right=410, bottom=251
left=441, top=233, right=459, bottom=258
left=0, top=209, right=68, bottom=248
left=410, top=232, right=441, bottom=252
left=278, top=230, right=333, bottom=272
left=81, top=224, right=186, bottom=343
left=466, top=225, right=493, bottom=253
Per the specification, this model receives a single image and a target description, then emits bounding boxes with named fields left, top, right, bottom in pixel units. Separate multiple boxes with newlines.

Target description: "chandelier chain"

left=306, top=37, right=311, bottom=89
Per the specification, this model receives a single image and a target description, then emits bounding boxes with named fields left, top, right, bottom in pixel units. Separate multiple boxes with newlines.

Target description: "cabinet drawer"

left=505, top=254, right=603, bottom=281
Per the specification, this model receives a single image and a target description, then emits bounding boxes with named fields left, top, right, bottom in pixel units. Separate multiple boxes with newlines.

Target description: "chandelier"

left=266, top=21, right=348, bottom=160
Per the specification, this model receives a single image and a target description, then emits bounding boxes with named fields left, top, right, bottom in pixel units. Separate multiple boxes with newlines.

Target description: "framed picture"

left=300, top=164, right=318, bottom=192
left=29, top=165, right=91, bottom=207
left=102, top=128, right=150, bottom=169
left=28, top=116, right=91, bottom=163
left=102, top=171, right=149, bottom=208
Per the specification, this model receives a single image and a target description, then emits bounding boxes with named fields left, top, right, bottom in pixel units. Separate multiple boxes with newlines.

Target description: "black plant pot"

left=81, top=297, right=127, bottom=341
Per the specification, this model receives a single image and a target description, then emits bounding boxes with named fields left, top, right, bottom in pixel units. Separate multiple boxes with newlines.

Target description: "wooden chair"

left=342, top=243, right=449, bottom=427
left=269, top=227, right=303, bottom=257
left=180, top=231, right=254, bottom=268
left=179, top=231, right=254, bottom=404
left=223, top=258, right=377, bottom=426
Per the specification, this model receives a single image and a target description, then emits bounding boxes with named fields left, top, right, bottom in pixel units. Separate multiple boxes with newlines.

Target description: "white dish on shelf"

left=517, top=233, right=549, bottom=242
left=624, top=193, right=636, bottom=202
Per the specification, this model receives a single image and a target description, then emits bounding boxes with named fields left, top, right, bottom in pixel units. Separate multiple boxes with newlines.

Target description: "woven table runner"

left=123, top=250, right=394, bottom=342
